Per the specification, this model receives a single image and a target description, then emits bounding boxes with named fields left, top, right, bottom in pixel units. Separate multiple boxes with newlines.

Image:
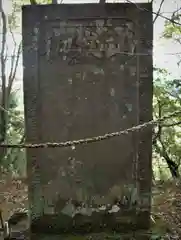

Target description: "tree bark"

left=0, top=0, right=7, bottom=165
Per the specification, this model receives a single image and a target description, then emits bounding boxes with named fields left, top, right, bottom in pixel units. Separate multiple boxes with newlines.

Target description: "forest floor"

left=0, top=173, right=181, bottom=239
left=0, top=173, right=28, bottom=221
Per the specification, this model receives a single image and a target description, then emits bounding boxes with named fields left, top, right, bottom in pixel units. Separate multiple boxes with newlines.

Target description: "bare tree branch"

left=7, top=42, right=22, bottom=98
left=125, top=0, right=181, bottom=26
left=152, top=99, right=162, bottom=144
left=0, top=1, right=23, bottom=170
left=166, top=90, right=181, bottom=106
left=154, top=142, right=179, bottom=178
left=0, top=2, right=7, bottom=143
left=0, top=0, right=8, bottom=166
left=171, top=6, right=181, bottom=21
left=152, top=99, right=179, bottom=178
left=153, top=0, right=165, bottom=24
left=159, top=138, right=179, bottom=178
left=9, top=21, right=17, bottom=46
left=3, top=44, right=8, bottom=64
left=162, top=121, right=181, bottom=127
left=8, top=48, right=17, bottom=86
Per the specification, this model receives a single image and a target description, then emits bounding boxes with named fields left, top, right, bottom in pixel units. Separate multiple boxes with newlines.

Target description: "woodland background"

left=0, top=0, right=181, bottom=239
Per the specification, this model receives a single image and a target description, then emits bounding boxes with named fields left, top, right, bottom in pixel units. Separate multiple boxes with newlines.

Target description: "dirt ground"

left=0, top=173, right=28, bottom=221
left=0, top=173, right=181, bottom=239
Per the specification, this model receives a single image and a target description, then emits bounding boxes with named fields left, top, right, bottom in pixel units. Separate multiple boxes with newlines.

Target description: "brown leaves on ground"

left=152, top=180, right=181, bottom=238
left=0, top=172, right=28, bottom=221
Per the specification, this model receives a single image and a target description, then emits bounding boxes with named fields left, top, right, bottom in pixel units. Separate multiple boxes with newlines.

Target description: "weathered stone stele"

left=22, top=3, right=153, bottom=238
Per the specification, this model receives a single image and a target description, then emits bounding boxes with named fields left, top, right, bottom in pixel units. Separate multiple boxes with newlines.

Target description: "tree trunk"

left=0, top=0, right=8, bottom=165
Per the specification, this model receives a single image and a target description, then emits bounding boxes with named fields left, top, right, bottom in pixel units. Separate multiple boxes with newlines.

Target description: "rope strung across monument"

left=0, top=110, right=180, bottom=149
